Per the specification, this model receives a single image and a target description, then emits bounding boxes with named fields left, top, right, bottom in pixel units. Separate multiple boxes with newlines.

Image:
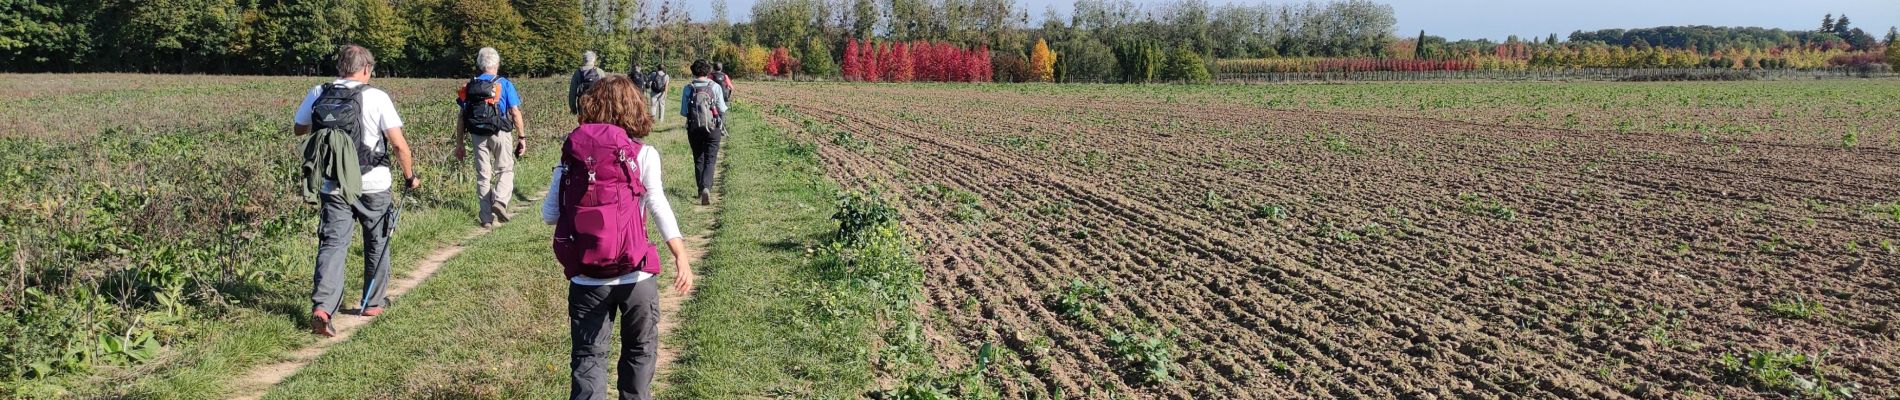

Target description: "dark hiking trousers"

left=687, top=126, right=722, bottom=194
left=312, top=191, right=395, bottom=315
left=568, top=278, right=660, bottom=400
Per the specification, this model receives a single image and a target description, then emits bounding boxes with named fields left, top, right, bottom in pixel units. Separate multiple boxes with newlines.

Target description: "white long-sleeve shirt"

left=542, top=142, right=681, bottom=286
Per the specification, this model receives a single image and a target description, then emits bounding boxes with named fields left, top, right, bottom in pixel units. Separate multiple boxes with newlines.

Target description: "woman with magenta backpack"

left=541, top=74, right=695, bottom=400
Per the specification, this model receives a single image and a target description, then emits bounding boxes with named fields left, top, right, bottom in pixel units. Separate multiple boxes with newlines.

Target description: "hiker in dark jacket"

left=647, top=66, right=668, bottom=123
left=292, top=44, right=420, bottom=337
left=711, top=62, right=734, bottom=103
left=567, top=51, right=603, bottom=114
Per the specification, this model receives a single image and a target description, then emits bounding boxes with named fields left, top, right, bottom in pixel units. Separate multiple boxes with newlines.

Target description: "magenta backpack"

left=553, top=123, right=661, bottom=279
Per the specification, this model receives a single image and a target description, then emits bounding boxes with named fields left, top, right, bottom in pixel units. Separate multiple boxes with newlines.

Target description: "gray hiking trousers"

left=568, top=278, right=660, bottom=400
left=312, top=191, right=396, bottom=315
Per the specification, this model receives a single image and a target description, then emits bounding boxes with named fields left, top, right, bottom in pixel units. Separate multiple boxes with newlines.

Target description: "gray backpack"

left=687, top=81, right=720, bottom=132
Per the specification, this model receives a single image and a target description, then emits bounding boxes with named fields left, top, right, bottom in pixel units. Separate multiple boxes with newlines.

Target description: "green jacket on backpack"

left=301, top=128, right=363, bottom=205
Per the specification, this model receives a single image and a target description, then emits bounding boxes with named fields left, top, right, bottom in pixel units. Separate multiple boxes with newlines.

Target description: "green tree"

left=1414, top=30, right=1426, bottom=59
left=515, top=0, right=585, bottom=75
left=248, top=0, right=338, bottom=75
left=799, top=35, right=837, bottom=76
left=581, top=0, right=636, bottom=72
left=1053, top=35, right=1115, bottom=83
left=0, top=0, right=95, bottom=71
left=345, top=0, right=408, bottom=74
left=452, top=0, right=534, bottom=74
left=396, top=0, right=460, bottom=76
left=1887, top=39, right=1900, bottom=67
left=1160, top=48, right=1207, bottom=83
left=123, top=0, right=241, bottom=72
left=1112, top=39, right=1160, bottom=83
left=850, top=0, right=876, bottom=39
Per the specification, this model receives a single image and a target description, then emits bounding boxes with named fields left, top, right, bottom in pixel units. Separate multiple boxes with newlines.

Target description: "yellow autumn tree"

left=1030, top=38, right=1057, bottom=82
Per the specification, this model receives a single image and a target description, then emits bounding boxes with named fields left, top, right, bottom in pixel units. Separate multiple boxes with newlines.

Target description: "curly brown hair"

left=578, top=74, right=653, bottom=138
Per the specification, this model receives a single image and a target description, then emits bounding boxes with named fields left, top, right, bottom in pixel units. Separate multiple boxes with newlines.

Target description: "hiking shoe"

left=494, top=208, right=514, bottom=223
left=698, top=190, right=711, bottom=206
left=311, top=309, right=335, bottom=337
left=481, top=222, right=493, bottom=229
left=360, top=306, right=384, bottom=317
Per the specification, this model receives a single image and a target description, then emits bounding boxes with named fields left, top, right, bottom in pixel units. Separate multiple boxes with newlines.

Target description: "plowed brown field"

left=748, top=81, right=1900, bottom=399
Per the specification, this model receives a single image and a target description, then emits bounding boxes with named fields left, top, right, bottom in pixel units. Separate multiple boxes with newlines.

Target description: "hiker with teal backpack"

left=680, top=59, right=729, bottom=206
left=295, top=44, right=420, bottom=336
left=542, top=74, right=695, bottom=400
left=455, top=47, right=529, bottom=228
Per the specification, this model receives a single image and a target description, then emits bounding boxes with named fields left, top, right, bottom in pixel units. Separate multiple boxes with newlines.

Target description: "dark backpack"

left=552, top=123, right=660, bottom=279
left=687, top=81, right=721, bottom=132
left=310, top=83, right=386, bottom=173
left=459, top=76, right=511, bottom=135
left=649, top=72, right=668, bottom=93
left=710, top=71, right=732, bottom=101
left=577, top=68, right=604, bottom=94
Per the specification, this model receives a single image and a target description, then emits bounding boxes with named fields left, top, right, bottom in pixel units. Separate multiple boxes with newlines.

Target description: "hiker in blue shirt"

left=454, top=47, right=529, bottom=228
left=679, top=60, right=729, bottom=206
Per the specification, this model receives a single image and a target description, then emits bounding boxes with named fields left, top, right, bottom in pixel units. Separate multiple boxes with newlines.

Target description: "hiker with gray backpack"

left=568, top=51, right=605, bottom=115
left=295, top=44, right=420, bottom=336
left=679, top=59, right=729, bottom=206
left=455, top=47, right=529, bottom=228
left=542, top=74, right=695, bottom=400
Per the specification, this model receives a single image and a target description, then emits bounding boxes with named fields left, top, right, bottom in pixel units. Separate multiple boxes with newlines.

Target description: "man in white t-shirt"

left=292, top=44, right=420, bottom=337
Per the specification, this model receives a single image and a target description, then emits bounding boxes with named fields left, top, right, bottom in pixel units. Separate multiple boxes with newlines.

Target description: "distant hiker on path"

left=647, top=66, right=668, bottom=122
left=295, top=44, right=419, bottom=336
left=711, top=62, right=734, bottom=103
left=543, top=74, right=695, bottom=400
left=455, top=47, right=528, bottom=228
left=681, top=59, right=729, bottom=206
left=630, top=65, right=647, bottom=96
left=568, top=51, right=604, bottom=115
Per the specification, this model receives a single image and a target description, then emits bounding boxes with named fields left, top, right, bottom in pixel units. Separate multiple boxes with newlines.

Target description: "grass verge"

left=662, top=103, right=876, bottom=397
left=668, top=102, right=1002, bottom=399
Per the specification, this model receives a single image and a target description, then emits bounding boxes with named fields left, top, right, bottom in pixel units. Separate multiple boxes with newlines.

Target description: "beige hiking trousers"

left=471, top=130, right=516, bottom=224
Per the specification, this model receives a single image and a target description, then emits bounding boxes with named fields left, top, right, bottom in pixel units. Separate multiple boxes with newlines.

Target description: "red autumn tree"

left=767, top=47, right=794, bottom=76
left=908, top=41, right=930, bottom=82
left=891, top=42, right=915, bottom=82
left=968, top=45, right=992, bottom=82
left=877, top=42, right=895, bottom=81
left=843, top=39, right=861, bottom=81
left=861, top=40, right=881, bottom=82
left=942, top=42, right=965, bottom=82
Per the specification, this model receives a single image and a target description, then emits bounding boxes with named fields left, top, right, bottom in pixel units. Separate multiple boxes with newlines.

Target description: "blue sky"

left=693, top=0, right=1899, bottom=42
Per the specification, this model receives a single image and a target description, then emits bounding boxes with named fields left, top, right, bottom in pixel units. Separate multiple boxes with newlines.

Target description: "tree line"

left=1, top=0, right=1397, bottom=80
left=2, top=1, right=1890, bottom=79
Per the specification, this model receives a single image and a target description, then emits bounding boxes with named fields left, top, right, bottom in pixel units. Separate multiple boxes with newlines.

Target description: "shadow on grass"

left=763, top=232, right=826, bottom=253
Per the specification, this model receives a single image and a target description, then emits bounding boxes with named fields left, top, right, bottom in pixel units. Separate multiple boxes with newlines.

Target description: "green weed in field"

left=1106, top=328, right=1175, bottom=385
left=1716, top=350, right=1858, bottom=399
left=1765, top=295, right=1825, bottom=320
